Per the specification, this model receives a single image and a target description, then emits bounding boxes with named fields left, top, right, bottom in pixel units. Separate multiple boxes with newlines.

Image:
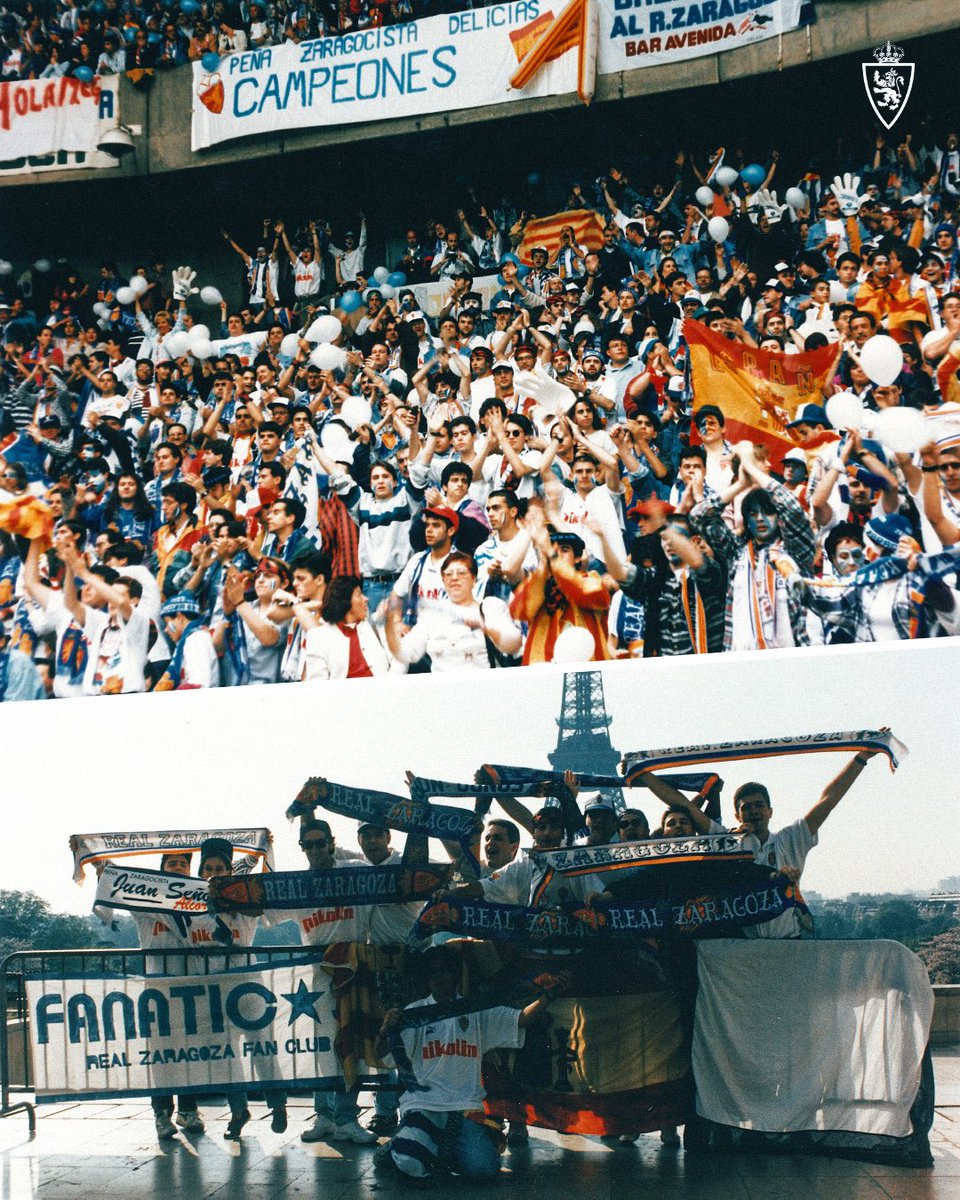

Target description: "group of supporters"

left=4, top=132, right=960, bottom=698
left=0, top=0, right=477, bottom=81
left=84, top=742, right=881, bottom=1179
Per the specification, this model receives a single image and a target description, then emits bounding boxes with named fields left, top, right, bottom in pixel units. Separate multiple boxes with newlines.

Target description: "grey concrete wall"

left=1, top=0, right=953, bottom=190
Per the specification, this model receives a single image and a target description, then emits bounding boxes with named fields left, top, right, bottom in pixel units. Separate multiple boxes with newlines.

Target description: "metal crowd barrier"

left=1, top=945, right=324, bottom=1132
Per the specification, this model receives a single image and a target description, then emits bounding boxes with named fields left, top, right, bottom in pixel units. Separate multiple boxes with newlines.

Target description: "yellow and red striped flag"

left=509, top=0, right=597, bottom=106
left=517, top=207, right=606, bottom=266
left=0, top=493, right=54, bottom=549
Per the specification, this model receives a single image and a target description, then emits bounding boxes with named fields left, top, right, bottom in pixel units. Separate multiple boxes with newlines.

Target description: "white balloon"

left=128, top=275, right=149, bottom=296
left=188, top=324, right=211, bottom=344
left=860, top=335, right=904, bottom=387
left=165, top=331, right=190, bottom=358
left=306, top=315, right=343, bottom=344
left=379, top=284, right=396, bottom=300
left=33, top=258, right=51, bottom=273
left=825, top=391, right=865, bottom=432
left=340, top=396, right=373, bottom=430
left=552, top=625, right=596, bottom=664
left=310, top=343, right=348, bottom=372
left=200, top=286, right=223, bottom=306
left=321, top=420, right=354, bottom=459
left=874, top=405, right=928, bottom=455
left=372, top=266, right=390, bottom=284
left=0, top=260, right=11, bottom=275
left=785, top=187, right=806, bottom=210
left=280, top=333, right=300, bottom=358
left=695, top=186, right=714, bottom=207
left=115, top=286, right=136, bottom=305
left=707, top=217, right=730, bottom=243
left=190, top=337, right=214, bottom=360
left=714, top=166, right=739, bottom=188
left=92, top=302, right=110, bottom=319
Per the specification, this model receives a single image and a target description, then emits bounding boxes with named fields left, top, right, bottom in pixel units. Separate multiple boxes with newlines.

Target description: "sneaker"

left=270, top=1104, right=288, bottom=1134
left=660, top=1126, right=681, bottom=1147
left=301, top=1114, right=337, bottom=1143
left=506, top=1121, right=529, bottom=1145
left=155, top=1113, right=177, bottom=1140
left=176, top=1110, right=204, bottom=1133
left=373, top=1143, right=398, bottom=1173
left=367, top=1114, right=399, bottom=1138
left=617, top=1133, right=638, bottom=1145
left=224, top=1108, right=250, bottom=1140
left=333, top=1119, right=378, bottom=1145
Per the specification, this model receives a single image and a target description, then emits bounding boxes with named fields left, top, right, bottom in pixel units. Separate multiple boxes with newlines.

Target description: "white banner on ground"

left=191, top=1, right=583, bottom=150
left=27, top=960, right=342, bottom=1101
left=693, top=939, right=934, bottom=1138
left=597, top=0, right=805, bottom=73
left=0, top=77, right=119, bottom=172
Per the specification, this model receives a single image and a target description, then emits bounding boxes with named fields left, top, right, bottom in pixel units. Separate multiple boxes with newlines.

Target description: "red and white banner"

left=0, top=76, right=119, bottom=171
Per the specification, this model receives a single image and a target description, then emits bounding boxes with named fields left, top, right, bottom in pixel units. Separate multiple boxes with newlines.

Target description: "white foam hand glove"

left=172, top=266, right=199, bottom=301
left=829, top=174, right=865, bottom=218
left=749, top=189, right=789, bottom=224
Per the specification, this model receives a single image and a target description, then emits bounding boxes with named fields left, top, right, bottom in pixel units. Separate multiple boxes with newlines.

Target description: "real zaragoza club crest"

left=862, top=40, right=915, bottom=130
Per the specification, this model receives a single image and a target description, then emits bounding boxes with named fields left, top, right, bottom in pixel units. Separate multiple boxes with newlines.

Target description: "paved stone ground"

left=1, top=1049, right=958, bottom=1200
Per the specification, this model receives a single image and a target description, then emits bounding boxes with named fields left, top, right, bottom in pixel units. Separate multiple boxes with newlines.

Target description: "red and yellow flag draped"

left=517, top=207, right=606, bottom=266
left=685, top=319, right=839, bottom=469
left=509, top=0, right=597, bottom=106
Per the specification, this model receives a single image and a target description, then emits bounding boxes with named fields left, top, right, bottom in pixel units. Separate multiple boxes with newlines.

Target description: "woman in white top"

left=388, top=552, right=522, bottom=671
left=304, top=575, right=392, bottom=679
left=566, top=398, right=618, bottom=464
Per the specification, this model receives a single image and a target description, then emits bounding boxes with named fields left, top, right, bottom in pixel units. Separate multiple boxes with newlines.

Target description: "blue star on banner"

left=281, top=979, right=325, bottom=1026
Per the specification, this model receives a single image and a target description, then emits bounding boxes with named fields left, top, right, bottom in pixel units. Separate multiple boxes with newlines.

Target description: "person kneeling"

left=374, top=946, right=564, bottom=1181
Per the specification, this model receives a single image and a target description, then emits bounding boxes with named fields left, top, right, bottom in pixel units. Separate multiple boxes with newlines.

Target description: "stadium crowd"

left=4, top=131, right=960, bottom=698
left=0, top=0, right=477, bottom=79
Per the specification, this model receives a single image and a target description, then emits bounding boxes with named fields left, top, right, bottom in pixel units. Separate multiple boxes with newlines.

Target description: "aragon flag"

left=685, top=318, right=840, bottom=469
left=517, top=208, right=606, bottom=267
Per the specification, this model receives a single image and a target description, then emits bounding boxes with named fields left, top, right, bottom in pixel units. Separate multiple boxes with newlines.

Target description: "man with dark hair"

left=313, top=439, right=421, bottom=616
left=268, top=548, right=332, bottom=682
left=692, top=442, right=815, bottom=651
left=152, top=480, right=201, bottom=597
left=483, top=820, right=521, bottom=871
left=260, top=819, right=373, bottom=1144
left=603, top=511, right=725, bottom=656
left=260, top=496, right=316, bottom=563
left=375, top=946, right=566, bottom=1181
left=730, top=743, right=884, bottom=937
left=475, top=489, right=536, bottom=599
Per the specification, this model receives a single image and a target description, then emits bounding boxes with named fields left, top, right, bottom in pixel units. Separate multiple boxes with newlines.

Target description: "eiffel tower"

left=547, top=670, right=623, bottom=810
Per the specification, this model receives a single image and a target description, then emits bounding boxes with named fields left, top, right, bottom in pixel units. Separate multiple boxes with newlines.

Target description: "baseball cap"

left=424, top=505, right=459, bottom=530
left=787, top=402, right=829, bottom=428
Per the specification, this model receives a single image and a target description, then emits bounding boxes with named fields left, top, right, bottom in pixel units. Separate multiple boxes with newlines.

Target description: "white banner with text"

left=27, top=960, right=342, bottom=1101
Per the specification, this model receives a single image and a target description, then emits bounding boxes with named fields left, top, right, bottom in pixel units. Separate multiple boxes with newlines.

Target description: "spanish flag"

left=509, top=0, right=597, bottom=106
left=0, top=493, right=54, bottom=549
left=685, top=319, right=839, bottom=469
left=854, top=277, right=931, bottom=342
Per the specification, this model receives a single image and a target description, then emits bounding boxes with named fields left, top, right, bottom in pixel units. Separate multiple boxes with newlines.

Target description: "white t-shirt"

left=81, top=606, right=150, bottom=695
left=742, top=818, right=817, bottom=939
left=179, top=626, right=220, bottom=688
left=482, top=448, right=543, bottom=500
left=392, top=551, right=449, bottom=622
left=394, top=997, right=524, bottom=1115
